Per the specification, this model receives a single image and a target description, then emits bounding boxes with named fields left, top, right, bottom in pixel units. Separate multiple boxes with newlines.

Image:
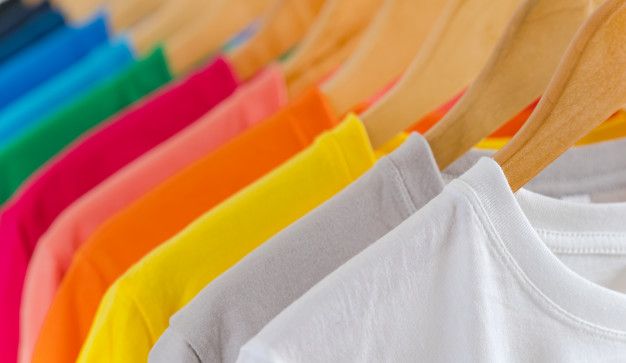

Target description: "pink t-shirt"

left=2, top=56, right=239, bottom=363
left=19, top=66, right=287, bottom=363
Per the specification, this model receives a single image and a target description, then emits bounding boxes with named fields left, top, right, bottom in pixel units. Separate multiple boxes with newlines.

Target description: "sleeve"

left=149, top=327, right=201, bottom=363
left=77, top=281, right=156, bottom=363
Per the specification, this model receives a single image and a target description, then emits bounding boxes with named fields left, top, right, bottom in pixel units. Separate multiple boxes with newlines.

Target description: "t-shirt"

left=30, top=73, right=329, bottom=363
left=79, top=117, right=375, bottom=362
left=0, top=2, right=65, bottom=62
left=150, top=133, right=626, bottom=363
left=0, top=0, right=61, bottom=38
left=0, top=14, right=108, bottom=111
left=0, top=38, right=134, bottom=145
left=0, top=46, right=171, bottom=204
left=19, top=66, right=286, bottom=363
left=1, top=58, right=237, bottom=363
left=77, top=116, right=377, bottom=363
left=239, top=157, right=626, bottom=363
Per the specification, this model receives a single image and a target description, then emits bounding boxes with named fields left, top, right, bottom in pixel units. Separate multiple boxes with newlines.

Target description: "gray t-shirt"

left=149, top=133, right=626, bottom=363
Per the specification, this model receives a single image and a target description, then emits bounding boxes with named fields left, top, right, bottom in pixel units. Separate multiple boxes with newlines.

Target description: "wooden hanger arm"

left=165, top=0, right=275, bottom=76
left=494, top=0, right=626, bottom=191
left=228, top=0, right=326, bottom=81
left=287, top=32, right=364, bottom=97
left=129, top=0, right=208, bottom=54
left=46, top=0, right=105, bottom=21
left=108, top=0, right=167, bottom=33
left=361, top=0, right=524, bottom=150
left=423, top=0, right=594, bottom=170
left=282, top=0, right=384, bottom=97
left=321, top=0, right=450, bottom=117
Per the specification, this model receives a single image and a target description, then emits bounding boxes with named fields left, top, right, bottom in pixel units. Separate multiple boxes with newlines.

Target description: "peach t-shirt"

left=20, top=67, right=287, bottom=363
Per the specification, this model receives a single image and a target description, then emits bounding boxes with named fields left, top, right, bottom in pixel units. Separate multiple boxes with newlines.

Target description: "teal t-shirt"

left=0, top=47, right=172, bottom=203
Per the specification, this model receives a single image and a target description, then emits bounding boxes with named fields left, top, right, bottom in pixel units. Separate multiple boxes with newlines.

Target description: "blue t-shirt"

left=0, top=13, right=109, bottom=111
left=0, top=4, right=65, bottom=63
left=0, top=38, right=134, bottom=146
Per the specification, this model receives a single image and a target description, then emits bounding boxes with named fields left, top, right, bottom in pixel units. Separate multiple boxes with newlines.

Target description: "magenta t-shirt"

left=0, top=57, right=239, bottom=362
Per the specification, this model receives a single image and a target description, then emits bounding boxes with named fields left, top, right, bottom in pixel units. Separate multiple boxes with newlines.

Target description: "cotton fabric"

left=240, top=157, right=626, bottom=363
left=76, top=116, right=375, bottom=363
left=151, top=133, right=626, bottom=363
left=0, top=46, right=171, bottom=205
left=0, top=14, right=108, bottom=111
left=3, top=57, right=237, bottom=363
left=0, top=38, right=134, bottom=145
left=0, top=46, right=168, bottom=363
left=30, top=70, right=313, bottom=363
left=19, top=68, right=285, bottom=363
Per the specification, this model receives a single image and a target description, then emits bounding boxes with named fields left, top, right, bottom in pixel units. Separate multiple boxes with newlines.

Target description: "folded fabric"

left=20, top=68, right=286, bottom=363
left=3, top=57, right=237, bottom=363
left=0, top=0, right=62, bottom=40
left=0, top=46, right=171, bottom=204
left=153, top=131, right=626, bottom=362
left=239, top=155, right=626, bottom=362
left=0, top=47, right=169, bottom=363
left=79, top=116, right=379, bottom=362
left=31, top=87, right=336, bottom=363
left=0, top=38, right=134, bottom=145
left=0, top=13, right=108, bottom=111
left=0, top=48, right=171, bottom=203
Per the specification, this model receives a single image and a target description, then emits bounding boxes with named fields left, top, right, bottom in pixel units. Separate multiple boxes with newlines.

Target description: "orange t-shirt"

left=30, top=88, right=338, bottom=363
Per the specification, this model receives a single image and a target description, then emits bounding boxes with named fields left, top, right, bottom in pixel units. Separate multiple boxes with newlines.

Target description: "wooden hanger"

left=361, top=0, right=523, bottom=149
left=27, top=0, right=166, bottom=24
left=107, top=0, right=169, bottom=33
left=128, top=0, right=209, bottom=54
left=30, top=0, right=106, bottom=21
left=494, top=0, right=626, bottom=191
left=423, top=0, right=596, bottom=170
left=25, top=0, right=169, bottom=30
left=320, top=0, right=450, bottom=117
left=281, top=0, right=384, bottom=98
left=165, top=0, right=275, bottom=76
left=227, top=0, right=327, bottom=81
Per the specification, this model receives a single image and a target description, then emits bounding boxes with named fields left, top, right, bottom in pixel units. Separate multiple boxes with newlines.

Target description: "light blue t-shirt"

left=0, top=13, right=109, bottom=111
left=0, top=38, right=134, bottom=145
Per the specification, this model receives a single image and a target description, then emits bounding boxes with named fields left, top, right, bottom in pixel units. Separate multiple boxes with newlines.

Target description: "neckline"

left=455, top=158, right=626, bottom=337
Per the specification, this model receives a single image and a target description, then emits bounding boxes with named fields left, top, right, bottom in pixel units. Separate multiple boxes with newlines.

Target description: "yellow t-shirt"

left=77, top=115, right=378, bottom=363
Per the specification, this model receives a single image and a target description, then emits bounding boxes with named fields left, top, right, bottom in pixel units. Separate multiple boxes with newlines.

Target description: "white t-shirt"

left=238, top=158, right=626, bottom=363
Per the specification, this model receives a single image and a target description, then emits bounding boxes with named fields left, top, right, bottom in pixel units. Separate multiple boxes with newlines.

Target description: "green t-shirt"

left=0, top=46, right=172, bottom=203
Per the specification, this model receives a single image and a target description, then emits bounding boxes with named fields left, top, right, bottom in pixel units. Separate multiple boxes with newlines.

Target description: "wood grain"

left=283, top=0, right=384, bottom=98
left=321, top=0, right=449, bottom=117
left=425, top=0, right=595, bottom=170
left=362, top=0, right=523, bottom=149
left=494, top=0, right=626, bottom=191
left=165, top=0, right=274, bottom=76
left=228, top=0, right=326, bottom=81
